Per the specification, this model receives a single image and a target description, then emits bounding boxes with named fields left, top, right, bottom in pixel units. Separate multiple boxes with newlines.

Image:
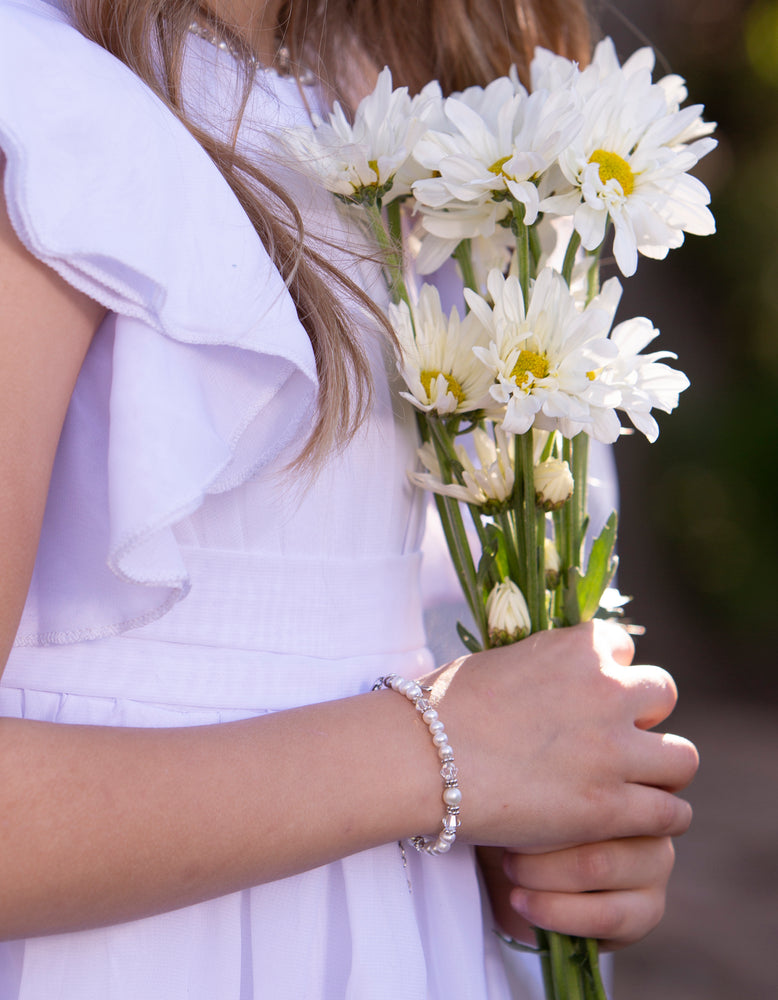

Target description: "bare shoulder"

left=0, top=167, right=105, bottom=669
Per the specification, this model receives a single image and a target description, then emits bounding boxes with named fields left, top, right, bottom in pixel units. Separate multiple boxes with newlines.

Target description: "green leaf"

left=480, top=522, right=510, bottom=582
left=577, top=512, right=619, bottom=622
left=456, top=621, right=483, bottom=653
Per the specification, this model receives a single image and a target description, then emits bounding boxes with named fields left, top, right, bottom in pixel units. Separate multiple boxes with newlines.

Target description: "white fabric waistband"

left=2, top=547, right=435, bottom=711
left=133, top=547, right=428, bottom=658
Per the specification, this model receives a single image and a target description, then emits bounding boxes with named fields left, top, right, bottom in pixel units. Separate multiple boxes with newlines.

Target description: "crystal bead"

left=415, top=699, right=431, bottom=714
left=440, top=762, right=459, bottom=781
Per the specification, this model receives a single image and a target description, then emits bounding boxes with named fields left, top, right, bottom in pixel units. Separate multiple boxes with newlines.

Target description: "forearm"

left=0, top=690, right=440, bottom=940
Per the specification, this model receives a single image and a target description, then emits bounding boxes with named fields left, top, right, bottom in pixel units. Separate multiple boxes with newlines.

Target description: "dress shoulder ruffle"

left=0, top=0, right=319, bottom=645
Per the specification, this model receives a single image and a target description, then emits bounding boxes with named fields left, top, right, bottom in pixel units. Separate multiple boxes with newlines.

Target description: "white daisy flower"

left=280, top=68, right=438, bottom=206
left=390, top=283, right=494, bottom=415
left=409, top=426, right=515, bottom=508
left=581, top=278, right=690, bottom=442
left=601, top=315, right=690, bottom=442
left=411, top=199, right=513, bottom=275
left=410, top=74, right=581, bottom=253
left=537, top=38, right=716, bottom=276
left=467, top=268, right=618, bottom=437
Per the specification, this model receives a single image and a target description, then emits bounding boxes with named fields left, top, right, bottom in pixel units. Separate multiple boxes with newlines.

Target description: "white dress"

left=0, top=3, right=617, bottom=997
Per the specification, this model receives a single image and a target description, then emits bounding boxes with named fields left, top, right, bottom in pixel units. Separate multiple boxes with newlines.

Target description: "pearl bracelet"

left=372, top=673, right=461, bottom=855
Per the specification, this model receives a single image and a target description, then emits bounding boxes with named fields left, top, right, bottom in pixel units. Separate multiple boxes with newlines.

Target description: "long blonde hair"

left=68, top=0, right=592, bottom=465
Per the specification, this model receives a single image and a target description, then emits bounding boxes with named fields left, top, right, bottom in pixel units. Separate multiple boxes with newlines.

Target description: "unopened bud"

left=544, top=538, right=561, bottom=590
left=534, top=458, right=574, bottom=511
left=486, top=579, right=531, bottom=646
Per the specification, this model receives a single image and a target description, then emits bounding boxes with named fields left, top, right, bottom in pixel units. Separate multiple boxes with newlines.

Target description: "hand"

left=478, top=836, right=678, bottom=951
left=426, top=620, right=698, bottom=852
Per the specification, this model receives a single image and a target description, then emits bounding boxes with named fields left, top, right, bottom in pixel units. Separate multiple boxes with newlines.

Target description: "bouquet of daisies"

left=282, top=38, right=716, bottom=1000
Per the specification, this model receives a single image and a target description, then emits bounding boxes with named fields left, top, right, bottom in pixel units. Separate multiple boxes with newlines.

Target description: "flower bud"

left=486, top=579, right=531, bottom=646
left=534, top=458, right=574, bottom=511
left=544, top=538, right=561, bottom=590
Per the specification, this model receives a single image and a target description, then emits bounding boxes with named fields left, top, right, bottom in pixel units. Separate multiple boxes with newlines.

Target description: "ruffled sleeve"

left=1, top=0, right=319, bottom=644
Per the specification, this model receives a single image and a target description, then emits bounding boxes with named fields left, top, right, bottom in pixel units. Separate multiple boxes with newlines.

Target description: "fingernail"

left=510, top=888, right=529, bottom=914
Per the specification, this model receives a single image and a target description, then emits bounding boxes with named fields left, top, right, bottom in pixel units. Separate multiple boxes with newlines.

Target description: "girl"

left=0, top=1, right=697, bottom=997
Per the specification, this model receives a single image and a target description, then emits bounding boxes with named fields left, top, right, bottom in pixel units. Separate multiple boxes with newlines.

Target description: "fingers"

left=621, top=663, right=678, bottom=729
left=508, top=885, right=666, bottom=950
left=627, top=731, right=699, bottom=792
left=504, top=837, right=677, bottom=949
left=504, top=837, right=675, bottom=894
left=616, top=783, right=693, bottom=840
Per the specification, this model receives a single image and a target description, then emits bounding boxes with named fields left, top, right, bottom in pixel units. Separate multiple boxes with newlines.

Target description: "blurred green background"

left=592, top=3, right=777, bottom=997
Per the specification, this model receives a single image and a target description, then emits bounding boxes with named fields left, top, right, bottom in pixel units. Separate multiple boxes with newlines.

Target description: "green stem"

left=496, top=510, right=523, bottom=589
left=511, top=200, right=531, bottom=307
left=583, top=938, right=608, bottom=1000
left=586, top=249, right=601, bottom=305
left=422, top=416, right=488, bottom=644
left=533, top=927, right=555, bottom=1000
left=528, top=224, right=542, bottom=277
left=452, top=239, right=479, bottom=297
left=572, top=433, right=589, bottom=547
left=365, top=202, right=409, bottom=307
left=560, top=437, right=579, bottom=571
left=386, top=198, right=403, bottom=250
left=431, top=492, right=488, bottom=645
left=549, top=931, right=571, bottom=1000
left=537, top=508, right=548, bottom=631
left=514, top=432, right=542, bottom=632
left=561, top=229, right=582, bottom=287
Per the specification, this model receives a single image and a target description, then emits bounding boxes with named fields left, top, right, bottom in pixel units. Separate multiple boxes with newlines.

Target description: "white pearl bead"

left=443, top=786, right=463, bottom=807
left=428, top=720, right=445, bottom=735
left=422, top=708, right=438, bottom=724
left=432, top=732, right=448, bottom=747
left=434, top=838, right=453, bottom=853
left=397, top=679, right=412, bottom=696
left=440, top=829, right=457, bottom=842
left=406, top=683, right=422, bottom=701
left=438, top=745, right=454, bottom=760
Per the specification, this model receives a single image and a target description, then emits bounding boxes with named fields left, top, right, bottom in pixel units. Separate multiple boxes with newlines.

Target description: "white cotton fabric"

left=0, top=1, right=557, bottom=997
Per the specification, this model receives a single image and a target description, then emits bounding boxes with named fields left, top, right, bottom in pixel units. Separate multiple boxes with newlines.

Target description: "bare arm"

left=0, top=187, right=697, bottom=942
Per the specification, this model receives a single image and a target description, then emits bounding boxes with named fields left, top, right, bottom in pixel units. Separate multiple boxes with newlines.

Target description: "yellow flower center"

left=588, top=149, right=635, bottom=196
left=488, top=154, right=512, bottom=177
left=420, top=370, right=467, bottom=405
left=511, top=350, right=549, bottom=387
